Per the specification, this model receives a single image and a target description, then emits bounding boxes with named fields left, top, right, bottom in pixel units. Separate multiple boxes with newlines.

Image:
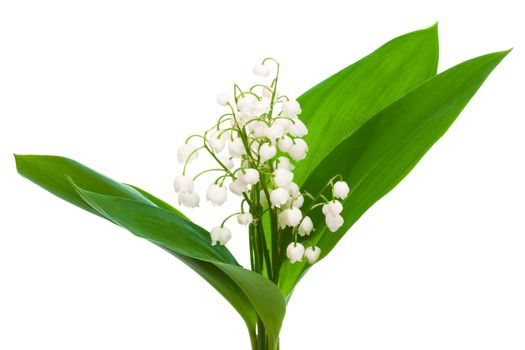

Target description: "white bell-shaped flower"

left=282, top=100, right=302, bottom=117
left=286, top=182, right=300, bottom=196
left=174, top=175, right=194, bottom=193
left=274, top=156, right=294, bottom=171
left=289, top=139, right=308, bottom=161
left=250, top=121, right=268, bottom=138
left=178, top=190, right=200, bottom=208
left=237, top=94, right=258, bottom=117
left=326, top=214, right=344, bottom=232
left=322, top=200, right=343, bottom=216
left=273, top=168, right=294, bottom=187
left=238, top=168, right=260, bottom=185
left=231, top=111, right=247, bottom=127
left=265, top=124, right=284, bottom=142
left=219, top=155, right=234, bottom=170
left=208, top=130, right=226, bottom=153
left=253, top=63, right=270, bottom=77
left=229, top=179, right=248, bottom=196
left=237, top=213, right=253, bottom=225
left=228, top=137, right=246, bottom=157
left=286, top=242, right=305, bottom=264
left=259, top=143, right=277, bottom=162
left=334, top=180, right=350, bottom=199
left=177, top=144, right=198, bottom=164
left=282, top=207, right=302, bottom=227
left=216, top=92, right=230, bottom=106
left=206, top=184, right=227, bottom=206
left=277, top=135, right=294, bottom=152
left=270, top=187, right=290, bottom=208
left=288, top=119, right=308, bottom=137
left=298, top=216, right=314, bottom=236
left=292, top=195, right=304, bottom=208
left=278, top=210, right=288, bottom=228
left=210, top=226, right=232, bottom=246
left=304, top=246, right=321, bottom=264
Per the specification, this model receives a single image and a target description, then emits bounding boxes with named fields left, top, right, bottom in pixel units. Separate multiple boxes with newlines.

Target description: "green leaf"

left=293, top=24, right=440, bottom=185
left=15, top=155, right=286, bottom=347
left=279, top=50, right=510, bottom=296
left=74, top=188, right=285, bottom=347
left=14, top=155, right=153, bottom=217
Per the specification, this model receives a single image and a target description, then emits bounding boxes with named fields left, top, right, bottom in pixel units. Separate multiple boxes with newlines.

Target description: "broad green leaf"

left=15, top=155, right=285, bottom=346
left=265, top=25, right=440, bottom=280
left=14, top=155, right=153, bottom=217
left=294, top=24, right=440, bottom=185
left=74, top=188, right=285, bottom=346
left=279, top=50, right=509, bottom=296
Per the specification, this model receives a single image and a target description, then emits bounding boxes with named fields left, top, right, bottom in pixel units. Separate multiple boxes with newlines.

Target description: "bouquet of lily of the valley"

left=15, top=25, right=508, bottom=350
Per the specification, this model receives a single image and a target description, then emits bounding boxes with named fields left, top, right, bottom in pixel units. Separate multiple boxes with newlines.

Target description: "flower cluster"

left=174, top=58, right=350, bottom=268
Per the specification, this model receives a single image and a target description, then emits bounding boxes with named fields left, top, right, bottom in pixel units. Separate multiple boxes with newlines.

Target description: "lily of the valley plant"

left=16, top=25, right=508, bottom=350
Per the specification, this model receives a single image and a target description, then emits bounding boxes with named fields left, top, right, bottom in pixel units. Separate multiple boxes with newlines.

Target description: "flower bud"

left=178, top=190, right=200, bottom=208
left=322, top=200, right=343, bottom=216
left=206, top=184, right=227, bottom=206
left=238, top=168, right=260, bottom=185
left=237, top=213, right=253, bottom=225
left=325, top=214, right=344, bottom=232
left=270, top=187, right=290, bottom=208
left=174, top=175, right=194, bottom=193
left=286, top=242, right=305, bottom=264
left=259, top=143, right=277, bottom=162
left=229, top=180, right=248, bottom=196
left=210, top=226, right=232, bottom=246
left=298, top=216, right=314, bottom=236
left=177, top=144, right=198, bottom=164
left=289, top=139, right=308, bottom=161
left=282, top=100, right=301, bottom=117
left=334, top=181, right=350, bottom=199
left=253, top=63, right=270, bottom=77
left=304, top=246, right=321, bottom=264
left=216, top=92, right=230, bottom=106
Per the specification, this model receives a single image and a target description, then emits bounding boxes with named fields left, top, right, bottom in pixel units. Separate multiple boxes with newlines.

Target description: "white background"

left=1, top=0, right=524, bottom=349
